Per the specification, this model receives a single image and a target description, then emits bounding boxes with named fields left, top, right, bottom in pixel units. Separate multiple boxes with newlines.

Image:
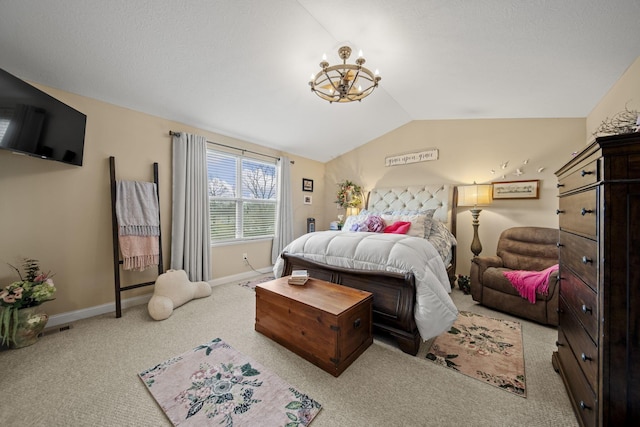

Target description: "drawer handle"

left=581, top=304, right=592, bottom=314
left=580, top=208, right=593, bottom=216
left=581, top=256, right=592, bottom=264
left=353, top=318, right=361, bottom=329
left=555, top=340, right=563, bottom=347
left=581, top=170, right=593, bottom=177
left=556, top=183, right=564, bottom=188
left=580, top=401, right=591, bottom=411
left=556, top=209, right=565, bottom=215
left=556, top=242, right=563, bottom=248
left=581, top=353, right=592, bottom=362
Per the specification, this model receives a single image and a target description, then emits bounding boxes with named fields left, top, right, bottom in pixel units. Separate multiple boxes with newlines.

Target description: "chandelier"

left=308, top=46, right=381, bottom=103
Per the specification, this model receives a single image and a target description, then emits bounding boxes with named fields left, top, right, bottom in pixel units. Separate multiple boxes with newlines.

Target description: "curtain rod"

left=169, top=130, right=294, bottom=164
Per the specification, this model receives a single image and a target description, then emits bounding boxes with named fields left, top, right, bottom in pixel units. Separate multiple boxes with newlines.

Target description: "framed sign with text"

left=385, top=148, right=438, bottom=166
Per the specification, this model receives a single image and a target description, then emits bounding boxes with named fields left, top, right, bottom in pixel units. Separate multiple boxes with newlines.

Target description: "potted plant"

left=457, top=274, right=471, bottom=295
left=0, top=258, right=56, bottom=348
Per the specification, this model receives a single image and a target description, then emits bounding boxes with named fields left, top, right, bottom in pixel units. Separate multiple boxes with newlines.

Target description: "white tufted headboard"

left=366, top=184, right=457, bottom=235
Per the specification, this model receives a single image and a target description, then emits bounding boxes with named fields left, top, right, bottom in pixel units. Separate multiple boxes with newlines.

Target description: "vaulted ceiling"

left=1, top=1, right=639, bottom=162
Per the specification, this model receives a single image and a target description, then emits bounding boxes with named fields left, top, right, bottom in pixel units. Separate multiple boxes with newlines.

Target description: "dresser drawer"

left=559, top=297, right=598, bottom=391
left=558, top=189, right=597, bottom=237
left=557, top=159, right=599, bottom=194
left=559, top=231, right=597, bottom=291
left=556, top=329, right=597, bottom=427
left=559, top=267, right=598, bottom=341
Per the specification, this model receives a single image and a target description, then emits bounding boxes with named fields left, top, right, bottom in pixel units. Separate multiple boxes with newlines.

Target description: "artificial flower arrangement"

left=335, top=180, right=363, bottom=208
left=0, top=258, right=56, bottom=346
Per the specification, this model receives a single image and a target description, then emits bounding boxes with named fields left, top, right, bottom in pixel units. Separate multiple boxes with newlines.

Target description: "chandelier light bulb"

left=374, top=69, right=379, bottom=76
left=358, top=49, right=364, bottom=58
left=322, top=53, right=327, bottom=61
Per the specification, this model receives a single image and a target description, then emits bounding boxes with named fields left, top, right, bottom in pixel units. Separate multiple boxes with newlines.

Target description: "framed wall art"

left=492, top=180, right=540, bottom=199
left=302, top=178, right=314, bottom=192
left=303, top=195, right=312, bottom=205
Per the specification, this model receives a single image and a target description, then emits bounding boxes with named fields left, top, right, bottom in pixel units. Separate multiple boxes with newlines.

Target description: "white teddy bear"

left=147, top=269, right=212, bottom=320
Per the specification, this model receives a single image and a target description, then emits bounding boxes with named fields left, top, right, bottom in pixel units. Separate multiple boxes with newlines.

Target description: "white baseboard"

left=46, top=293, right=153, bottom=328
left=46, top=267, right=274, bottom=328
left=208, top=267, right=273, bottom=287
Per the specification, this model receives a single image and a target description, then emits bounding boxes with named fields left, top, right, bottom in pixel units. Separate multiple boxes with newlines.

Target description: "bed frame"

left=281, top=185, right=457, bottom=356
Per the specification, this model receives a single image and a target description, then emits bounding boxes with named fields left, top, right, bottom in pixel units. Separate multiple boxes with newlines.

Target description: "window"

left=206, top=148, right=277, bottom=242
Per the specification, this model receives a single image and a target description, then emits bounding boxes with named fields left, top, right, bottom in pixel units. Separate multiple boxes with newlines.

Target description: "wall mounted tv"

left=0, top=68, right=86, bottom=166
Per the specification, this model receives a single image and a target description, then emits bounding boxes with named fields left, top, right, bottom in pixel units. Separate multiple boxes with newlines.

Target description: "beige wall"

left=0, top=83, right=322, bottom=317
left=587, top=56, right=640, bottom=139
left=324, top=118, right=586, bottom=276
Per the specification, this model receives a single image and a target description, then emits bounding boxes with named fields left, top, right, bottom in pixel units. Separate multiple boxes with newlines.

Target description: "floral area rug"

left=238, top=275, right=275, bottom=291
left=425, top=311, right=526, bottom=397
left=139, top=338, right=322, bottom=426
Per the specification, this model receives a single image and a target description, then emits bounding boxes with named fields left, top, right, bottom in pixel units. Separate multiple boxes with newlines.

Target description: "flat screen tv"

left=0, top=68, right=86, bottom=166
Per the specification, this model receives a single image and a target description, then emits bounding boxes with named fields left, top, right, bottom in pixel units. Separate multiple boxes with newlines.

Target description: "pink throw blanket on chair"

left=503, top=264, right=559, bottom=303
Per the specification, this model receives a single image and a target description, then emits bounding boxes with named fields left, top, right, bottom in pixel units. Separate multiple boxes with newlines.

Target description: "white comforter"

left=273, top=231, right=459, bottom=341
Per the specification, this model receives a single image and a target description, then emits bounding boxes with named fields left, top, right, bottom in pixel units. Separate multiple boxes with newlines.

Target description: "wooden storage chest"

left=255, top=277, right=373, bottom=377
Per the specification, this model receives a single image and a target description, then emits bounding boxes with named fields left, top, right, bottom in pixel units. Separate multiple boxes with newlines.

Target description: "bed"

left=273, top=185, right=459, bottom=355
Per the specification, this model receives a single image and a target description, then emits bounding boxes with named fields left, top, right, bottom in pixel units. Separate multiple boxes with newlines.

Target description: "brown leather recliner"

left=470, top=226, right=559, bottom=326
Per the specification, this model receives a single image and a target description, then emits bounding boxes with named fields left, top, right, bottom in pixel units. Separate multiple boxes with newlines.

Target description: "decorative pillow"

left=365, top=209, right=436, bottom=236
left=342, top=214, right=368, bottom=231
left=361, top=215, right=385, bottom=232
left=344, top=214, right=386, bottom=232
left=429, top=219, right=457, bottom=243
left=427, top=219, right=458, bottom=264
left=380, top=213, right=427, bottom=238
left=383, top=221, right=412, bottom=234
left=147, top=269, right=212, bottom=320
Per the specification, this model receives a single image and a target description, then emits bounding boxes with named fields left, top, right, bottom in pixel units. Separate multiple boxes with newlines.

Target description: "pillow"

left=361, top=215, right=385, bottom=232
left=344, top=214, right=385, bottom=232
left=383, top=221, right=412, bottom=234
left=427, top=219, right=458, bottom=264
left=380, top=213, right=427, bottom=238
left=365, top=209, right=436, bottom=236
left=342, top=214, right=368, bottom=231
left=428, top=219, right=457, bottom=244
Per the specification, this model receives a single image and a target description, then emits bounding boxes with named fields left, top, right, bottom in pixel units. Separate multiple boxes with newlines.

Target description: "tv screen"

left=0, top=68, right=86, bottom=166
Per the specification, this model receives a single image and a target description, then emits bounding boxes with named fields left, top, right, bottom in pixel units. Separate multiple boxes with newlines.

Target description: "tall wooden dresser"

left=553, top=132, right=640, bottom=426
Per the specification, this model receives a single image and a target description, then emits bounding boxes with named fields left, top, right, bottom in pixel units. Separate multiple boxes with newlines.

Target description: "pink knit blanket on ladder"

left=503, top=264, right=559, bottom=303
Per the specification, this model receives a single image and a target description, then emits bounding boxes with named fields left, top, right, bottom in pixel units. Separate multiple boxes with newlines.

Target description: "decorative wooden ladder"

left=108, top=156, right=164, bottom=317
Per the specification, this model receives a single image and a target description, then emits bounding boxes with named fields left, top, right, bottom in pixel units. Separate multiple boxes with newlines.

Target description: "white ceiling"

left=1, top=1, right=639, bottom=162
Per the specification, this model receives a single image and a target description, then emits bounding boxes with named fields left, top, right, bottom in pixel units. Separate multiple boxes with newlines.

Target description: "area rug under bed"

left=426, top=311, right=526, bottom=397
left=139, top=338, right=322, bottom=426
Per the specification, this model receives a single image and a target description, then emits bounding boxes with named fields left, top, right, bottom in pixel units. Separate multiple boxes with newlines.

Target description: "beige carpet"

left=0, top=275, right=579, bottom=426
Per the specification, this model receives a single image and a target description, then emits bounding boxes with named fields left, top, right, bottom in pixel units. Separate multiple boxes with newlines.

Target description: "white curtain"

left=171, top=132, right=211, bottom=281
left=271, top=156, right=294, bottom=264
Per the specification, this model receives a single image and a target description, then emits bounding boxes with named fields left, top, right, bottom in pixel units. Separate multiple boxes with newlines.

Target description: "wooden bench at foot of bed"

left=281, top=252, right=421, bottom=356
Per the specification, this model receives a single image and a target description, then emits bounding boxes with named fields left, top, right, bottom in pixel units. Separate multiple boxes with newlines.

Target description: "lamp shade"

left=345, top=206, right=360, bottom=217
left=458, top=184, right=493, bottom=207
